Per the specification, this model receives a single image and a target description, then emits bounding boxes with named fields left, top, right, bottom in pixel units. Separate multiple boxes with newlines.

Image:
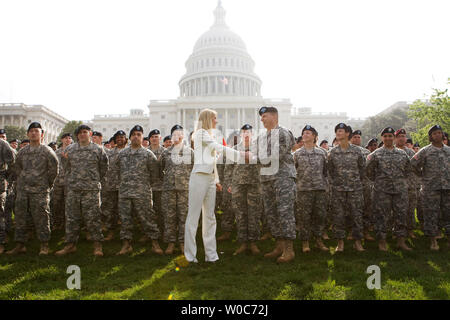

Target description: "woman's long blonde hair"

left=195, top=108, right=217, bottom=134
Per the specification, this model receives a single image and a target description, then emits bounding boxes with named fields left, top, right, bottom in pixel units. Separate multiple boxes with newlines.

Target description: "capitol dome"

left=179, top=1, right=262, bottom=98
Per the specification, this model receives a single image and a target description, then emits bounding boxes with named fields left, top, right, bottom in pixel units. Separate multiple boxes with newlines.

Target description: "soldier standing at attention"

left=102, top=130, right=127, bottom=241
left=226, top=124, right=262, bottom=256
left=0, top=137, right=15, bottom=254
left=146, top=129, right=165, bottom=242
left=160, top=125, right=194, bottom=255
left=115, top=125, right=163, bottom=255
left=55, top=124, right=108, bottom=257
left=256, top=106, right=297, bottom=263
left=328, top=123, right=365, bottom=252
left=410, top=125, right=450, bottom=250
left=294, top=125, right=329, bottom=253
left=394, top=128, right=418, bottom=239
left=52, top=133, right=73, bottom=232
left=366, top=127, right=413, bottom=251
left=7, top=122, right=58, bottom=255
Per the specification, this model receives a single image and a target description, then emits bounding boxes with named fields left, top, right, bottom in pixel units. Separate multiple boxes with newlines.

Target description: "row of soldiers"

left=0, top=109, right=449, bottom=262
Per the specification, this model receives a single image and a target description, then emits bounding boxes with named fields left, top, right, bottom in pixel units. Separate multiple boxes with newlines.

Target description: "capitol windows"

left=161, top=114, right=166, bottom=120
left=218, top=58, right=221, bottom=66
left=212, top=59, right=215, bottom=67
left=201, top=60, right=204, bottom=68
left=206, top=59, right=209, bottom=67
left=230, top=59, right=234, bottom=67
left=224, top=58, right=228, bottom=66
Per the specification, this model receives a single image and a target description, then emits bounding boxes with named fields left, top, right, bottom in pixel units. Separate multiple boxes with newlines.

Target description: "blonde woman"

left=184, top=109, right=250, bottom=263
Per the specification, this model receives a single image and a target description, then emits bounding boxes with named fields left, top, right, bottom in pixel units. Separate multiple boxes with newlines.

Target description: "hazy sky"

left=0, top=0, right=449, bottom=121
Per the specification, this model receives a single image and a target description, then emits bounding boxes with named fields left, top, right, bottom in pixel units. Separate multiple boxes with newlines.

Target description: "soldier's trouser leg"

left=162, top=190, right=176, bottom=243
left=373, top=190, right=396, bottom=240
left=102, top=191, right=119, bottom=231
left=177, top=190, right=189, bottom=243
left=405, top=188, right=417, bottom=231
left=220, top=185, right=235, bottom=233
left=422, top=189, right=449, bottom=237
left=333, top=191, right=363, bottom=240
left=152, top=191, right=163, bottom=236
left=51, top=187, right=66, bottom=231
left=14, top=192, right=51, bottom=243
left=233, top=184, right=248, bottom=243
left=363, top=182, right=373, bottom=231
left=4, top=190, right=14, bottom=233
left=416, top=188, right=423, bottom=223
left=65, top=190, right=82, bottom=243
left=391, top=192, right=408, bottom=238
left=442, top=190, right=450, bottom=237
left=82, top=191, right=104, bottom=242
left=232, top=184, right=261, bottom=243
left=120, top=197, right=160, bottom=241
left=298, top=190, right=326, bottom=241
left=0, top=191, right=6, bottom=244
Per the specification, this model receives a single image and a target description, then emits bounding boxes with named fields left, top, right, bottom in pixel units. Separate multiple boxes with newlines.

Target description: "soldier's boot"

left=353, top=240, right=365, bottom=252
left=364, top=231, right=375, bottom=241
left=117, top=240, right=133, bottom=255
left=302, top=241, right=310, bottom=253
left=179, top=242, right=184, bottom=255
left=378, top=239, right=388, bottom=251
left=316, top=239, right=329, bottom=252
left=139, top=235, right=149, bottom=243
left=0, top=244, right=5, bottom=254
left=39, top=242, right=49, bottom=256
left=93, top=241, right=103, bottom=257
left=104, top=230, right=115, bottom=241
left=249, top=242, right=260, bottom=255
left=165, top=243, right=176, bottom=255
left=264, top=239, right=284, bottom=259
left=335, top=240, right=345, bottom=253
left=397, top=237, right=412, bottom=251
left=6, top=243, right=27, bottom=255
left=86, top=233, right=92, bottom=241
left=277, top=240, right=295, bottom=263
left=430, top=237, right=439, bottom=251
left=322, top=233, right=330, bottom=240
left=233, top=242, right=248, bottom=256
left=217, top=232, right=231, bottom=242
left=260, top=232, right=272, bottom=241
left=151, top=240, right=163, bottom=255
left=55, top=243, right=77, bottom=256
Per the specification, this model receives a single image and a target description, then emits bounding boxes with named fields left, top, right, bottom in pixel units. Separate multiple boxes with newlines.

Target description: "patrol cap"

left=367, top=138, right=378, bottom=145
left=74, top=124, right=91, bottom=136
left=428, top=124, right=443, bottom=136
left=92, top=131, right=103, bottom=137
left=148, top=129, right=161, bottom=138
left=163, top=135, right=171, bottom=142
left=381, top=127, right=395, bottom=136
left=406, top=138, right=413, bottom=144
left=319, top=140, right=328, bottom=146
left=129, top=125, right=144, bottom=138
left=334, top=123, right=350, bottom=133
left=352, top=130, right=362, bottom=136
left=302, top=125, right=318, bottom=136
left=413, top=142, right=420, bottom=148
left=0, top=129, right=5, bottom=135
left=27, top=122, right=42, bottom=132
left=48, top=142, right=57, bottom=147
left=143, top=137, right=149, bottom=141
left=171, top=125, right=183, bottom=135
left=61, top=133, right=72, bottom=139
left=258, top=106, right=278, bottom=116
left=241, top=124, right=253, bottom=131
left=108, top=137, right=115, bottom=144
left=394, top=128, right=406, bottom=137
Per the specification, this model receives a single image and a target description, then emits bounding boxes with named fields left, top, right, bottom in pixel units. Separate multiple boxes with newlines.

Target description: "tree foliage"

left=4, top=125, right=27, bottom=142
left=57, top=120, right=82, bottom=143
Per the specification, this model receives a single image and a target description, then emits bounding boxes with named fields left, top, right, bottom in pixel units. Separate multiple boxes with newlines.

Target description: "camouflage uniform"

left=51, top=147, right=68, bottom=230
left=160, top=144, right=193, bottom=243
left=294, top=146, right=328, bottom=241
left=257, top=126, right=297, bottom=240
left=0, top=139, right=16, bottom=244
left=101, top=147, right=124, bottom=232
left=328, top=144, right=365, bottom=240
left=64, top=142, right=108, bottom=243
left=218, top=153, right=235, bottom=233
left=149, top=145, right=165, bottom=235
left=357, top=146, right=373, bottom=231
left=398, top=146, right=419, bottom=231
left=410, top=144, right=450, bottom=237
left=4, top=149, right=17, bottom=233
left=366, top=147, right=411, bottom=240
left=225, top=142, right=262, bottom=243
left=117, top=146, right=160, bottom=240
left=13, top=144, right=58, bottom=243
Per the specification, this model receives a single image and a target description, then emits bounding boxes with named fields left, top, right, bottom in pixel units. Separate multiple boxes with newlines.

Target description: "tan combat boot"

left=322, top=233, right=330, bottom=240
left=0, top=244, right=5, bottom=255
left=378, top=239, right=388, bottom=251
left=430, top=237, right=439, bottom=251
left=93, top=241, right=103, bottom=257
left=179, top=242, right=184, bottom=254
left=260, top=232, right=272, bottom=241
left=364, top=231, right=375, bottom=241
left=117, top=240, right=133, bottom=255
left=249, top=242, right=260, bottom=255
left=277, top=240, right=295, bottom=263
left=39, top=242, right=49, bottom=255
left=316, top=239, right=329, bottom=252
left=104, top=230, right=115, bottom=241
left=138, top=235, right=149, bottom=243
left=335, top=240, right=344, bottom=253
left=353, top=239, right=365, bottom=252
left=55, top=243, right=77, bottom=256
left=397, top=237, right=412, bottom=251
left=264, top=239, right=284, bottom=259
left=151, top=240, right=163, bottom=255
left=233, top=242, right=248, bottom=256
left=165, top=242, right=176, bottom=255
left=217, top=232, right=231, bottom=242
left=6, top=243, right=27, bottom=255
left=302, top=240, right=310, bottom=253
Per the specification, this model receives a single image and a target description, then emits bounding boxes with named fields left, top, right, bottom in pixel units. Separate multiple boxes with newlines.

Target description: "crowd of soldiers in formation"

left=0, top=109, right=449, bottom=263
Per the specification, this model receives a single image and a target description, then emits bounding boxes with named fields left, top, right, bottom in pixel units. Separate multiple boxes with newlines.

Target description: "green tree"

left=57, top=120, right=82, bottom=143
left=4, top=125, right=27, bottom=141
left=408, top=80, right=450, bottom=147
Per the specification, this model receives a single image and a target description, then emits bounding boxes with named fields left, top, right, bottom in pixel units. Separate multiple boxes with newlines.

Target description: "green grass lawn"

left=0, top=226, right=449, bottom=300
